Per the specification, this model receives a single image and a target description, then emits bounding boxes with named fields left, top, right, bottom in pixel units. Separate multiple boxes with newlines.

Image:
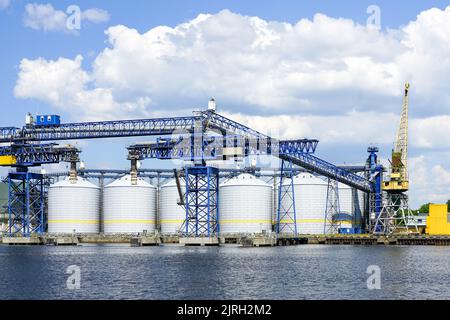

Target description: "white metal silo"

left=338, top=183, right=353, bottom=229
left=159, top=179, right=186, bottom=235
left=219, top=174, right=272, bottom=235
left=279, top=173, right=328, bottom=235
left=103, top=175, right=156, bottom=234
left=48, top=177, right=100, bottom=234
left=353, top=189, right=366, bottom=229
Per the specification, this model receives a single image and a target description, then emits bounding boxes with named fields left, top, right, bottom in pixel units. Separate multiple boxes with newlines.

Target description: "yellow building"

left=426, top=204, right=450, bottom=235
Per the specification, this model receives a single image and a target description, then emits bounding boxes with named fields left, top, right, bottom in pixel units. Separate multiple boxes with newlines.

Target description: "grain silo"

left=48, top=177, right=100, bottom=234
left=353, top=189, right=366, bottom=230
left=103, top=175, right=156, bottom=234
left=219, top=174, right=272, bottom=235
left=337, top=183, right=353, bottom=229
left=279, top=173, right=327, bottom=235
left=159, top=179, right=186, bottom=235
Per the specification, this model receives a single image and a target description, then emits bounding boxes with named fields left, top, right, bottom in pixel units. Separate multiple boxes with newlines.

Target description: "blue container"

left=338, top=228, right=353, bottom=234
left=36, top=115, right=61, bottom=126
left=338, top=227, right=363, bottom=235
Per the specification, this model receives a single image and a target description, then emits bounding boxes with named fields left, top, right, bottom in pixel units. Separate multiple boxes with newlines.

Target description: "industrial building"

left=0, top=84, right=428, bottom=243
left=426, top=204, right=450, bottom=235
left=39, top=170, right=366, bottom=237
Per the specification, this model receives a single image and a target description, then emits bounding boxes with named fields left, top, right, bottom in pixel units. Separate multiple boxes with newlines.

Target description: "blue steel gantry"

left=0, top=106, right=377, bottom=237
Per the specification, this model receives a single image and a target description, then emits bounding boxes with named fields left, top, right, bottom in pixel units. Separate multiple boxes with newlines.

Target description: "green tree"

left=418, top=203, right=430, bottom=213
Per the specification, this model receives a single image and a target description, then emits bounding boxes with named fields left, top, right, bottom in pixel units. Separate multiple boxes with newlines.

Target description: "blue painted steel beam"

left=128, top=136, right=319, bottom=161
left=129, top=135, right=370, bottom=192
left=199, top=111, right=371, bottom=192
left=0, top=143, right=80, bottom=167
left=0, top=127, right=19, bottom=142
left=184, top=166, right=219, bottom=237
left=8, top=172, right=44, bottom=236
left=0, top=116, right=202, bottom=143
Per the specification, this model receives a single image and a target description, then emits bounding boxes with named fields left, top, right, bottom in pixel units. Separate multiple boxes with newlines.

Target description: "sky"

left=1, top=0, right=450, bottom=208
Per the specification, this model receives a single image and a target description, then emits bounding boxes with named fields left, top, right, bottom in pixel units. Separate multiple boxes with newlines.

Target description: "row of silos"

left=48, top=175, right=156, bottom=234
left=47, top=173, right=365, bottom=235
left=273, top=173, right=365, bottom=234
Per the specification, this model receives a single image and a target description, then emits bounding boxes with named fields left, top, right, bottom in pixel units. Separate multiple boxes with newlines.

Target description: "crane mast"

left=383, top=83, right=409, bottom=193
left=372, top=83, right=416, bottom=235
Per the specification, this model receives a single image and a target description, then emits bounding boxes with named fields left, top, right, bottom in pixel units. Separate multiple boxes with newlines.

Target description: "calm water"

left=0, top=244, right=448, bottom=300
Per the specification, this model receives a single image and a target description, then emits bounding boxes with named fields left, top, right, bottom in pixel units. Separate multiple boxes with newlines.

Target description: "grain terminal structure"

left=48, top=177, right=100, bottom=234
left=219, top=174, right=272, bottom=235
left=159, top=179, right=186, bottom=235
left=103, top=175, right=157, bottom=234
left=45, top=170, right=365, bottom=236
left=0, top=97, right=402, bottom=238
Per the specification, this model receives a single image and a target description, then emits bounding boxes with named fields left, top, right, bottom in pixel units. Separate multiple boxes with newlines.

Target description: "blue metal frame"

left=276, top=160, right=298, bottom=236
left=0, top=116, right=201, bottom=143
left=0, top=143, right=80, bottom=167
left=0, top=127, right=19, bottom=141
left=367, top=147, right=383, bottom=232
left=184, top=166, right=219, bottom=237
left=8, top=172, right=44, bottom=236
left=128, top=135, right=319, bottom=162
left=200, top=110, right=371, bottom=192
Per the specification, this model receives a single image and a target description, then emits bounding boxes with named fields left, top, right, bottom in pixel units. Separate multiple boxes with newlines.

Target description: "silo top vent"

left=208, top=98, right=216, bottom=112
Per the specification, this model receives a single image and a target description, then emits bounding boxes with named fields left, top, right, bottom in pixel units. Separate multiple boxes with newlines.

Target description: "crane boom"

left=395, top=83, right=409, bottom=180
left=383, top=83, right=410, bottom=193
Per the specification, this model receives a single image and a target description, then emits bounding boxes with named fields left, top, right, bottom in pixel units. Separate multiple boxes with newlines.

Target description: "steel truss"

left=0, top=143, right=80, bottom=167
left=324, top=178, right=341, bottom=234
left=276, top=160, right=298, bottom=236
left=370, top=192, right=417, bottom=235
left=201, top=111, right=371, bottom=192
left=8, top=172, right=44, bottom=236
left=0, top=116, right=200, bottom=143
left=183, top=166, right=219, bottom=237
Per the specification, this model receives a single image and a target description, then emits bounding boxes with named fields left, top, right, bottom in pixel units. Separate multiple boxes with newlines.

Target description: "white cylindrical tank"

left=280, top=173, right=327, bottom=235
left=103, top=175, right=156, bottom=234
left=353, top=190, right=366, bottom=229
left=48, top=178, right=100, bottom=234
left=159, top=179, right=186, bottom=235
left=219, top=174, right=272, bottom=234
left=338, top=183, right=353, bottom=229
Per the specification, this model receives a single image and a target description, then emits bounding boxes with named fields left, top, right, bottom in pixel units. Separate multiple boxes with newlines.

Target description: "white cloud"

left=14, top=8, right=450, bottom=206
left=14, top=55, right=151, bottom=120
left=0, top=0, right=10, bottom=10
left=23, top=3, right=109, bottom=33
left=409, top=155, right=450, bottom=207
left=16, top=8, right=450, bottom=117
left=81, top=8, right=109, bottom=24
left=24, top=3, right=67, bottom=32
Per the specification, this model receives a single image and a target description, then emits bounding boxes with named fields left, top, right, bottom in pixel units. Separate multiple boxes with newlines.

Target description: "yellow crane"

left=383, top=83, right=410, bottom=193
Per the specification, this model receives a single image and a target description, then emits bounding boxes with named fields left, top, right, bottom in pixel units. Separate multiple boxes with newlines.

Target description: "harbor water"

left=0, top=244, right=449, bottom=300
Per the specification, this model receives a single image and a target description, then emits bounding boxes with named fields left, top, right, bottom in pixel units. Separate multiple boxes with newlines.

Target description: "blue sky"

left=1, top=0, right=450, bottom=207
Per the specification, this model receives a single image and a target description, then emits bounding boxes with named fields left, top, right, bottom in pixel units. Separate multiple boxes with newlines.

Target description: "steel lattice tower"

left=8, top=171, right=44, bottom=236
left=276, top=160, right=298, bottom=236
left=183, top=166, right=219, bottom=237
left=371, top=193, right=417, bottom=235
left=324, top=178, right=341, bottom=234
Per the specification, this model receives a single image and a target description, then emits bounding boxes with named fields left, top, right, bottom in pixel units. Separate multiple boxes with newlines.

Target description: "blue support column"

left=367, top=147, right=383, bottom=232
left=184, top=166, right=219, bottom=237
left=8, top=171, right=44, bottom=236
left=276, top=160, right=298, bottom=236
